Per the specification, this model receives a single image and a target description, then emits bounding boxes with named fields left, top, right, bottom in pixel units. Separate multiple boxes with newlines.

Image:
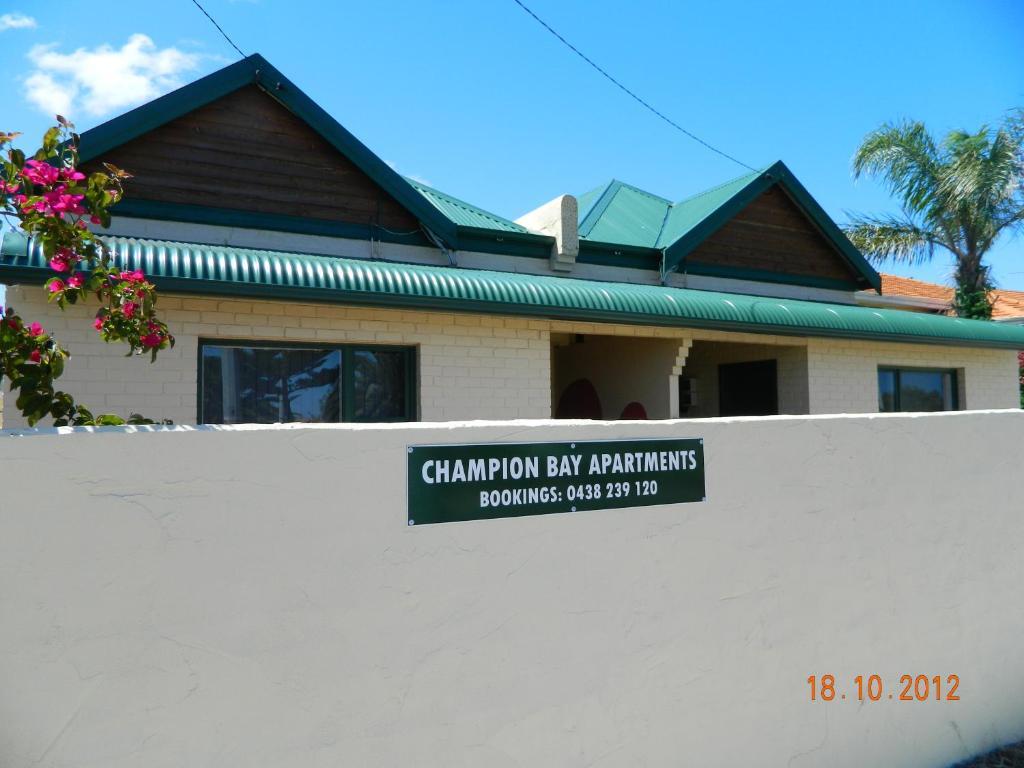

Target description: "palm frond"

left=852, top=121, right=942, bottom=213
left=842, top=214, right=940, bottom=265
left=939, top=126, right=1022, bottom=212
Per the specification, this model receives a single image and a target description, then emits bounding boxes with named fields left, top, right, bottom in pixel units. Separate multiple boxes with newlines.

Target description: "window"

left=200, top=341, right=416, bottom=424
left=877, top=367, right=958, bottom=412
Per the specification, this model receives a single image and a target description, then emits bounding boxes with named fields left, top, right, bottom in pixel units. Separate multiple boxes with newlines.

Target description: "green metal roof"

left=72, top=54, right=551, bottom=256
left=578, top=174, right=757, bottom=247
left=577, top=162, right=881, bottom=292
left=406, top=179, right=529, bottom=234
left=578, top=181, right=673, bottom=248
left=76, top=54, right=464, bottom=249
left=656, top=172, right=761, bottom=248
left=68, top=53, right=876, bottom=292
left=3, top=232, right=1022, bottom=349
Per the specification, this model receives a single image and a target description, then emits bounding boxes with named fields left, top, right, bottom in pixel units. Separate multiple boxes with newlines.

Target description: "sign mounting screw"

left=408, top=519, right=415, bottom=526
left=570, top=506, right=577, bottom=513
left=408, top=447, right=414, bottom=453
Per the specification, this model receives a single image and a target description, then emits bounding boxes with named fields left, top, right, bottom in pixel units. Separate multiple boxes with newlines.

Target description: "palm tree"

left=844, top=114, right=1024, bottom=318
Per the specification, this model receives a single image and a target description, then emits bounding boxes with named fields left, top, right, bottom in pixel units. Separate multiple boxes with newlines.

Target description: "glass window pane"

left=201, top=346, right=341, bottom=424
left=878, top=369, right=897, bottom=412
left=352, top=349, right=410, bottom=421
left=897, top=370, right=948, bottom=412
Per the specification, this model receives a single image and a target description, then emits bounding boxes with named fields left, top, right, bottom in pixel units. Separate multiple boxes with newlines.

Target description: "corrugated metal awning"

left=3, top=232, right=1023, bottom=349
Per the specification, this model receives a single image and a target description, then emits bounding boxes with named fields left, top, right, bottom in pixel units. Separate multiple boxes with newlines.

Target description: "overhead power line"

left=509, top=0, right=758, bottom=173
left=189, top=0, right=247, bottom=60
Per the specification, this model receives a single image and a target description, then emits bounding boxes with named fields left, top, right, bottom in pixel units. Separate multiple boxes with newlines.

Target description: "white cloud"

left=0, top=12, right=36, bottom=31
left=385, top=160, right=432, bottom=188
left=23, top=34, right=201, bottom=118
left=406, top=173, right=433, bottom=187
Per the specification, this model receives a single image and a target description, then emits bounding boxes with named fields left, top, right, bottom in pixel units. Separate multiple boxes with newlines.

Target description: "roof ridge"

left=669, top=167, right=767, bottom=208
left=575, top=179, right=613, bottom=225
left=578, top=180, right=623, bottom=238
left=405, top=177, right=529, bottom=233
left=610, top=180, right=673, bottom=205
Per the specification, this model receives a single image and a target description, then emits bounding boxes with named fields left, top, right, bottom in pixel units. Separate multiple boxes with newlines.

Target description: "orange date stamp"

left=807, top=674, right=960, bottom=702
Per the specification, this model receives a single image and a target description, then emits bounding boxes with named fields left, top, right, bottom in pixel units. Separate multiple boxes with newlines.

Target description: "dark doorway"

left=718, top=359, right=778, bottom=416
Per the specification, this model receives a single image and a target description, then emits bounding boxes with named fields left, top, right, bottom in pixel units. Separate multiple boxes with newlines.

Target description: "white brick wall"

left=2, top=287, right=552, bottom=427
left=806, top=337, right=1020, bottom=413
left=3, top=285, right=1020, bottom=427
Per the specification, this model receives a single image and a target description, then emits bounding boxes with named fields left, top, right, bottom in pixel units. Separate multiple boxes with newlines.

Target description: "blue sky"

left=2, top=0, right=1023, bottom=288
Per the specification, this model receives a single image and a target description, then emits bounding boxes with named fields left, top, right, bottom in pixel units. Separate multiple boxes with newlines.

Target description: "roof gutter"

left=856, top=292, right=950, bottom=312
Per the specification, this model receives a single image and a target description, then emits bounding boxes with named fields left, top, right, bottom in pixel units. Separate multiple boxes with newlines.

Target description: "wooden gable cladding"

left=83, top=85, right=421, bottom=234
left=686, top=185, right=861, bottom=284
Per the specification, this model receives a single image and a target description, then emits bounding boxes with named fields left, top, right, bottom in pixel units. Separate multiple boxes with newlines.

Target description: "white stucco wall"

left=1, top=412, right=1023, bottom=767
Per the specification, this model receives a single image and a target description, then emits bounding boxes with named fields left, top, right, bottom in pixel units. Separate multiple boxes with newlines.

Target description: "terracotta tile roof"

left=863, top=274, right=1024, bottom=320
left=878, top=274, right=954, bottom=302
left=990, top=288, right=1024, bottom=320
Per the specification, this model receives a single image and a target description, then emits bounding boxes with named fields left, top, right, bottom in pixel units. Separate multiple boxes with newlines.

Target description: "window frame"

left=197, top=338, right=418, bottom=424
left=877, top=365, right=960, bottom=413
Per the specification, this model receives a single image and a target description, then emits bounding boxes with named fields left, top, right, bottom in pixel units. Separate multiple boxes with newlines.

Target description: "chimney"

left=515, top=195, right=579, bottom=272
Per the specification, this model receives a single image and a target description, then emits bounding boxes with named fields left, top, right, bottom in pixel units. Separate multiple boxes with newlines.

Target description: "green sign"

left=407, top=437, right=705, bottom=525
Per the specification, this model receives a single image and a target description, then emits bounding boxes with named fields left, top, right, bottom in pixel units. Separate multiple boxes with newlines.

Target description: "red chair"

left=619, top=401, right=648, bottom=420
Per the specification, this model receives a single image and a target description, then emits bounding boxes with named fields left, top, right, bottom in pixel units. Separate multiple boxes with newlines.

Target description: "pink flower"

left=92, top=316, right=104, bottom=331
left=48, top=248, right=80, bottom=273
left=28, top=349, right=41, bottom=363
left=140, top=332, right=163, bottom=349
left=122, top=301, right=137, bottom=318
left=23, top=197, right=51, bottom=215
left=90, top=215, right=101, bottom=225
left=67, top=274, right=83, bottom=289
left=118, top=269, right=146, bottom=283
left=28, top=322, right=43, bottom=337
left=47, top=279, right=64, bottom=293
left=21, top=159, right=60, bottom=186
left=42, top=188, right=86, bottom=215
left=59, top=167, right=86, bottom=183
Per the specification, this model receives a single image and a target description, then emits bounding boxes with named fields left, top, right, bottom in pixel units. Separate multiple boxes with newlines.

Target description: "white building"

left=2, top=54, right=1022, bottom=428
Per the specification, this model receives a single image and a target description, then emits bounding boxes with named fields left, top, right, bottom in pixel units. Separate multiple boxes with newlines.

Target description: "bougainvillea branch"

left=1, top=118, right=173, bottom=426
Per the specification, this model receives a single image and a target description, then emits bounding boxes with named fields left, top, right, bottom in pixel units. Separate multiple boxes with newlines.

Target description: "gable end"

left=682, top=185, right=868, bottom=289
left=82, top=85, right=422, bottom=237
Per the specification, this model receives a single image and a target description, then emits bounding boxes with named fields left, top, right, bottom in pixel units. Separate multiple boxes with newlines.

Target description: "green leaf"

left=94, top=413, right=127, bottom=426
left=41, top=126, right=60, bottom=153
